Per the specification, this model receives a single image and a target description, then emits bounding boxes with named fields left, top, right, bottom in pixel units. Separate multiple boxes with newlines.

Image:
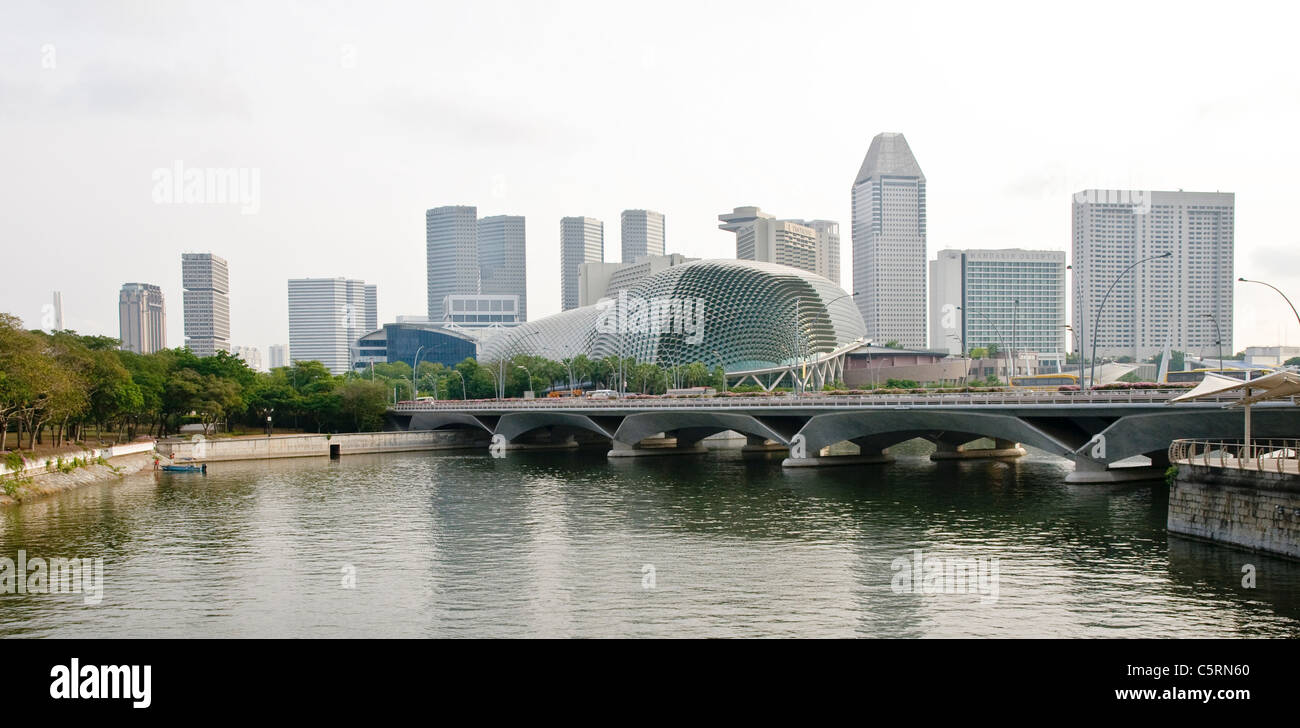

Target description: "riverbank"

left=156, top=430, right=489, bottom=462
left=0, top=451, right=157, bottom=506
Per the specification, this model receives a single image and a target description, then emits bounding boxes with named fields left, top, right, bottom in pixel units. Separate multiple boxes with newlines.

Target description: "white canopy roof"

left=1169, top=371, right=1300, bottom=406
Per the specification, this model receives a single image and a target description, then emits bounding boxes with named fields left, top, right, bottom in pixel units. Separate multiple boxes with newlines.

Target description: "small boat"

left=160, top=464, right=207, bottom=473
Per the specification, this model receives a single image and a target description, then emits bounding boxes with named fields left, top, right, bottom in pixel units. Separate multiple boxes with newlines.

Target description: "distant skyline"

left=3, top=1, right=1299, bottom=356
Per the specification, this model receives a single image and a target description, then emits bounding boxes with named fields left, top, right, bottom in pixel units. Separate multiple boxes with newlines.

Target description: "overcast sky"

left=3, top=0, right=1298, bottom=357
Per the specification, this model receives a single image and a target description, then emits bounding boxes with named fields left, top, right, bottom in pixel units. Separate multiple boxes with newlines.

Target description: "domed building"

left=480, top=259, right=866, bottom=389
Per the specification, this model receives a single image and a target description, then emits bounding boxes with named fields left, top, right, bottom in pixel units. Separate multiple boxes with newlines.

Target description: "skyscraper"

left=561, top=216, right=603, bottom=311
left=719, top=206, right=840, bottom=282
left=620, top=209, right=665, bottom=262
left=50, top=291, right=63, bottom=331
left=1072, top=189, right=1234, bottom=360
left=118, top=283, right=167, bottom=354
left=477, top=215, right=527, bottom=321
left=268, top=344, right=289, bottom=370
left=426, top=205, right=479, bottom=320
left=181, top=253, right=230, bottom=356
left=233, top=345, right=264, bottom=372
left=851, top=132, right=927, bottom=348
left=287, top=277, right=378, bottom=374
left=929, top=249, right=1067, bottom=372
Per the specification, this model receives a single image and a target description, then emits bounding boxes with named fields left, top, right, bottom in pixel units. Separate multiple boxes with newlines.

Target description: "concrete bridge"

left=385, top=391, right=1300, bottom=483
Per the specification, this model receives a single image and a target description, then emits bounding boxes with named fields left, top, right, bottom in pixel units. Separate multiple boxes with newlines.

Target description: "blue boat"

left=160, top=464, right=206, bottom=473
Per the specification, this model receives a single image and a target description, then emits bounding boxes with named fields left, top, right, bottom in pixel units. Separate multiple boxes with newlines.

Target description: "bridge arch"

left=1079, top=408, right=1300, bottom=465
left=614, top=412, right=792, bottom=447
left=407, top=412, right=494, bottom=433
left=495, top=412, right=616, bottom=443
left=795, top=410, right=1076, bottom=458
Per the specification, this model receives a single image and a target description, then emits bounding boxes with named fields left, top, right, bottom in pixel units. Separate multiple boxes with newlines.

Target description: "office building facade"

left=426, top=205, right=480, bottom=321
left=287, top=277, right=378, bottom=374
left=620, top=209, right=665, bottom=262
left=561, top=216, right=604, bottom=311
left=1071, top=189, right=1234, bottom=360
left=181, top=253, right=231, bottom=356
left=851, top=132, right=927, bottom=348
left=118, top=283, right=167, bottom=354
left=477, top=215, right=527, bottom=321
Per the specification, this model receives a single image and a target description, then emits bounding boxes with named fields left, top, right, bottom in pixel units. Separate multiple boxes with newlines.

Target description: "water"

left=2, top=447, right=1298, bottom=638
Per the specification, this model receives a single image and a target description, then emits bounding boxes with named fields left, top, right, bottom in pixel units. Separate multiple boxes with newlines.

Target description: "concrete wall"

left=0, top=441, right=156, bottom=478
left=1168, top=465, right=1300, bottom=560
left=157, top=430, right=487, bottom=462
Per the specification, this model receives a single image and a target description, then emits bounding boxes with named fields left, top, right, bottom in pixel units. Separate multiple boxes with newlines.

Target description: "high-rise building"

left=441, top=294, right=523, bottom=327
left=287, top=277, right=378, bottom=374
left=426, top=205, right=479, bottom=321
left=181, top=253, right=230, bottom=356
left=268, top=344, right=288, bottom=370
left=719, top=206, right=839, bottom=280
left=118, top=283, right=167, bottom=354
left=852, top=132, right=927, bottom=348
left=233, top=345, right=264, bottom=372
left=1072, top=189, right=1234, bottom=360
left=620, top=209, right=665, bottom=262
left=929, top=249, right=1067, bottom=371
left=561, top=216, right=604, bottom=311
left=50, top=291, right=64, bottom=331
left=477, top=215, right=527, bottom=321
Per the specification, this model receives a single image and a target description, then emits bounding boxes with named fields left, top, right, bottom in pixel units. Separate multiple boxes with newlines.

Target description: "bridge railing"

left=391, top=389, right=1226, bottom=412
left=1169, top=438, right=1300, bottom=475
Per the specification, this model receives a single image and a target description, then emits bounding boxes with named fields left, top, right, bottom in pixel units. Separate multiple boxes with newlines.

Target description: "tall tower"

left=181, top=253, right=230, bottom=356
left=118, top=283, right=167, bottom=354
left=620, top=209, right=665, bottom=262
left=478, top=215, right=528, bottom=321
left=851, top=132, right=927, bottom=348
left=560, top=217, right=604, bottom=311
left=287, top=277, right=377, bottom=374
left=425, top=205, right=479, bottom=321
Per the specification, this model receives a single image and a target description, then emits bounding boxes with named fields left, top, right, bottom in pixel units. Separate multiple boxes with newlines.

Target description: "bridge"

left=386, top=391, right=1300, bottom=483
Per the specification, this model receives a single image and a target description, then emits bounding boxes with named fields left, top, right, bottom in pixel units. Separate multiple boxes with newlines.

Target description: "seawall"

left=156, top=430, right=488, bottom=462
left=1168, top=464, right=1300, bottom=560
left=1, top=451, right=157, bottom=506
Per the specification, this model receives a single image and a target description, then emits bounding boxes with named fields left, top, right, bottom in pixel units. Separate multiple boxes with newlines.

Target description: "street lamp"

left=1089, top=252, right=1171, bottom=390
left=1200, top=313, right=1224, bottom=370
left=453, top=369, right=467, bottom=400
left=516, top=365, right=533, bottom=397
left=1238, top=277, right=1300, bottom=330
left=957, top=305, right=1011, bottom=383
left=411, top=345, right=426, bottom=401
left=1062, top=325, right=1084, bottom=388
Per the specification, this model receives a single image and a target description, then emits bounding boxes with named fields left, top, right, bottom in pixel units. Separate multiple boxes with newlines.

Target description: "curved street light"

left=957, top=305, right=1012, bottom=382
left=1062, top=325, right=1084, bottom=386
left=1238, top=277, right=1300, bottom=330
left=1200, top=313, right=1224, bottom=369
left=516, top=364, right=533, bottom=397
left=411, top=345, right=426, bottom=401
left=453, top=369, right=467, bottom=400
left=1089, top=251, right=1171, bottom=389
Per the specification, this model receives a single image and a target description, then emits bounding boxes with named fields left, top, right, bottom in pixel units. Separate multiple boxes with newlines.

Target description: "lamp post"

left=1089, top=252, right=1171, bottom=390
left=1062, top=325, right=1083, bottom=388
left=1010, top=298, right=1020, bottom=378
left=411, top=346, right=426, bottom=401
left=1200, top=313, right=1224, bottom=370
left=1238, top=277, right=1300, bottom=330
left=453, top=369, right=467, bottom=400
left=948, top=334, right=971, bottom=384
left=957, top=305, right=1011, bottom=383
left=516, top=365, right=533, bottom=397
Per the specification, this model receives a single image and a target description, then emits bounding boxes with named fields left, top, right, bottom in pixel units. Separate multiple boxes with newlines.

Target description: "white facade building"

left=181, top=252, right=230, bottom=356
left=620, top=209, right=665, bottom=262
left=441, top=294, right=523, bottom=327
left=268, top=344, right=288, bottom=370
left=287, top=277, right=378, bottom=374
left=561, top=216, right=604, bottom=311
left=478, top=215, right=527, bottom=321
left=426, top=205, right=479, bottom=321
left=233, top=345, right=264, bottom=372
left=578, top=253, right=694, bottom=307
left=1072, top=189, right=1234, bottom=360
left=851, top=132, right=927, bottom=348
left=719, top=206, right=839, bottom=283
left=930, top=248, right=1067, bottom=372
left=118, top=283, right=167, bottom=354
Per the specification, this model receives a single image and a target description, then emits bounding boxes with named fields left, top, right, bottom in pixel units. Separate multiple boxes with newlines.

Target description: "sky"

left=3, top=0, right=1299, bottom=359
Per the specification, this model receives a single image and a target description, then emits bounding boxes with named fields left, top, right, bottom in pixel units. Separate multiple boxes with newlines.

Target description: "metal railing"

left=1169, top=438, right=1300, bottom=474
left=390, top=389, right=1237, bottom=412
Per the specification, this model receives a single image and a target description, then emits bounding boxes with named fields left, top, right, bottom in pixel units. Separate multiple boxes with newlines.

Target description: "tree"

left=337, top=380, right=389, bottom=431
left=1285, top=356, right=1300, bottom=367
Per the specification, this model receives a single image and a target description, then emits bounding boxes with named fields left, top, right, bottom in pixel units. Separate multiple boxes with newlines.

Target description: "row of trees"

left=0, top=313, right=729, bottom=451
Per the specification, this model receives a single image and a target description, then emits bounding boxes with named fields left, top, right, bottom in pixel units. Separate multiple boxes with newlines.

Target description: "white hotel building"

left=1071, top=190, right=1234, bottom=360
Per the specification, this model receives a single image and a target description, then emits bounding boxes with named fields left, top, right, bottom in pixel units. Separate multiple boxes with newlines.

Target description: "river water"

left=2, top=446, right=1298, bottom=638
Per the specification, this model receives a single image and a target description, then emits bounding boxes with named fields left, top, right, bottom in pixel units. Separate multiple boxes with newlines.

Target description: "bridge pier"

left=930, top=438, right=1027, bottom=461
left=781, top=435, right=893, bottom=468
left=741, top=434, right=789, bottom=457
left=606, top=437, right=707, bottom=459
left=1065, top=458, right=1166, bottom=484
